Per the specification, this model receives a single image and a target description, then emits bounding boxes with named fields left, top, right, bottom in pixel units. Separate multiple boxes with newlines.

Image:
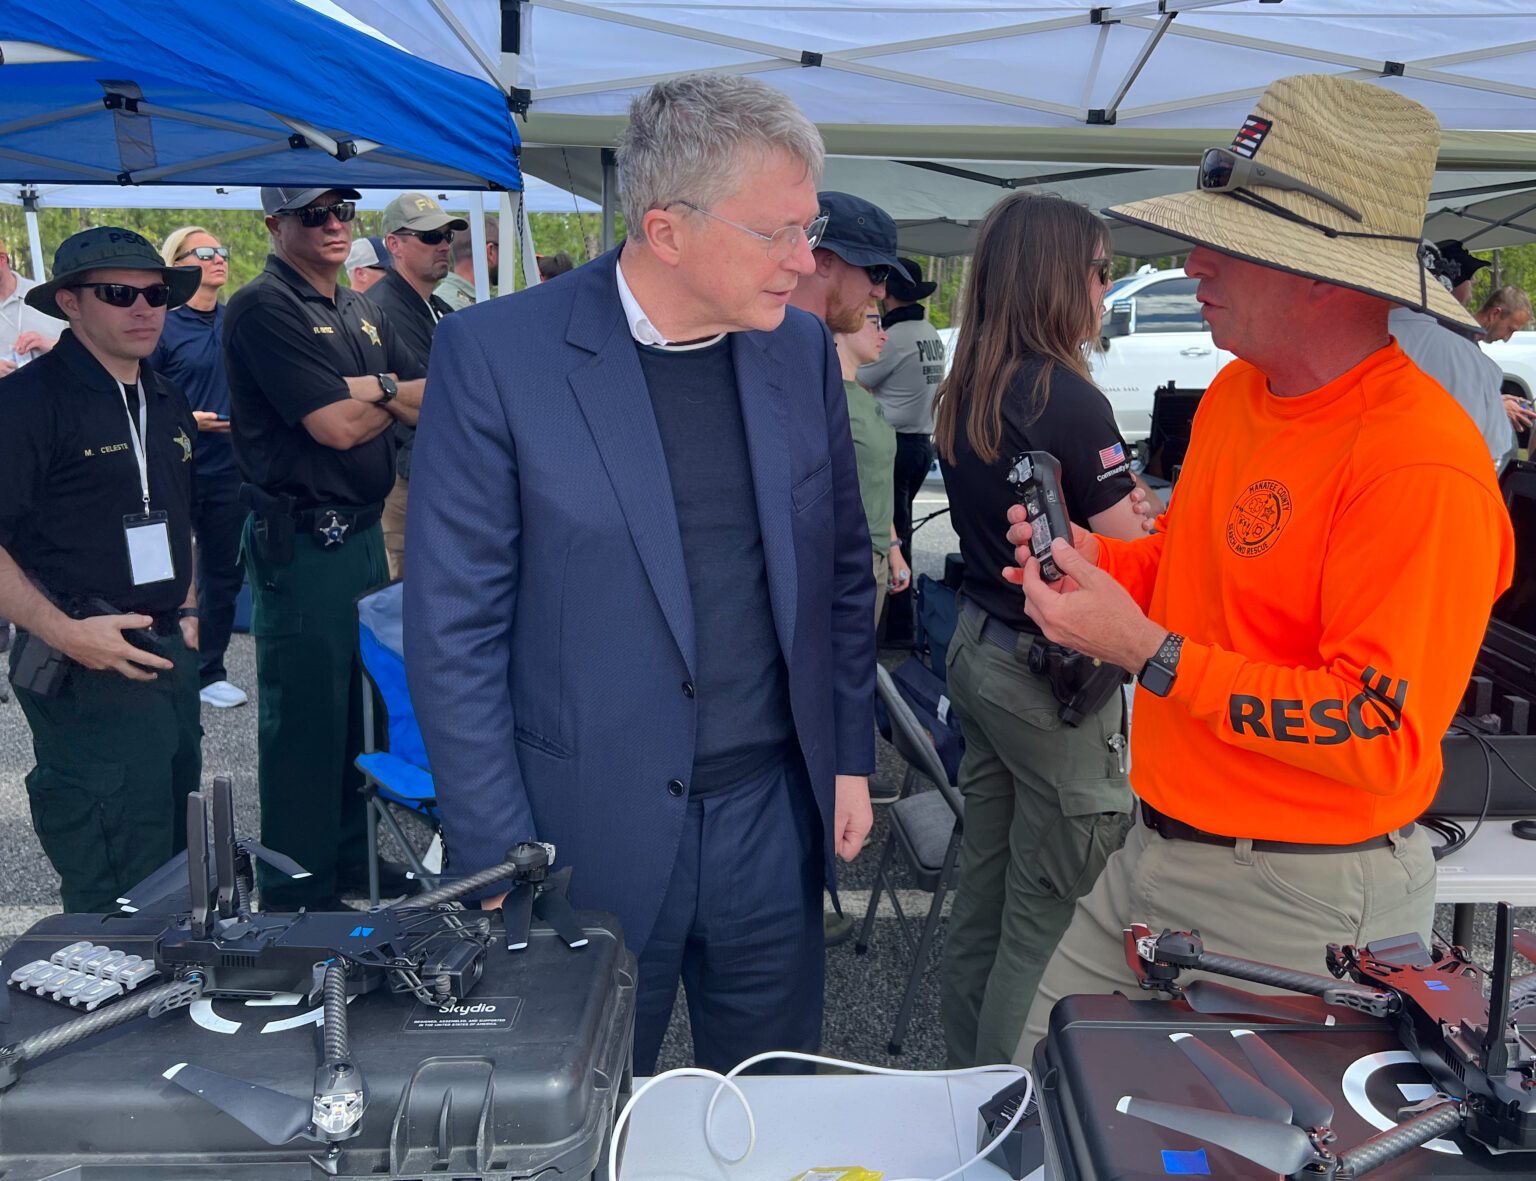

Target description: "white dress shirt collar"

left=614, top=255, right=725, bottom=351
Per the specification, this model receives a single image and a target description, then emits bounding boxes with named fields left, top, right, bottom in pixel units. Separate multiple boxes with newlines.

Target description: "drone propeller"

left=238, top=839, right=312, bottom=882
left=534, top=867, right=588, bottom=949
left=1168, top=1033, right=1291, bottom=1124
left=163, top=1062, right=314, bottom=1145
left=1182, top=979, right=1326, bottom=1023
left=116, top=852, right=196, bottom=913
left=501, top=881, right=535, bottom=951
left=1116, top=1095, right=1320, bottom=1176
left=1230, top=1030, right=1335, bottom=1130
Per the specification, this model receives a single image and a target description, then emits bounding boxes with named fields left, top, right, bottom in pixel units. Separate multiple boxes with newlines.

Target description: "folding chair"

left=355, top=581, right=442, bottom=906
left=856, top=664, right=966, bottom=1055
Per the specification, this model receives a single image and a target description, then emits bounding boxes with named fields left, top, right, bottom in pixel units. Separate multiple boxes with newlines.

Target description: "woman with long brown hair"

left=935, top=192, right=1144, bottom=1067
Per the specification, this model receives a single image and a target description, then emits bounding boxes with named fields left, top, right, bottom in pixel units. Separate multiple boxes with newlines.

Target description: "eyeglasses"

left=674, top=201, right=829, bottom=261
left=865, top=265, right=891, bottom=285
left=394, top=228, right=455, bottom=246
left=69, top=282, right=173, bottom=308
left=176, top=245, right=230, bottom=262
left=278, top=201, right=357, bottom=228
left=1089, top=257, right=1112, bottom=285
left=1197, top=147, right=1362, bottom=223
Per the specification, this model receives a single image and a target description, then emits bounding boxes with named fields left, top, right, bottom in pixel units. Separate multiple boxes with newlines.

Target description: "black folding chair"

left=855, top=663, right=965, bottom=1055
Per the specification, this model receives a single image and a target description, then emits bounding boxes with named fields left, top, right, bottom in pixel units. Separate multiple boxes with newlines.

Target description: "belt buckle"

left=315, top=509, right=350, bottom=548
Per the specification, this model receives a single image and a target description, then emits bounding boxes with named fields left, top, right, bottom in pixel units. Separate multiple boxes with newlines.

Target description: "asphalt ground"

left=0, top=483, right=1529, bottom=1074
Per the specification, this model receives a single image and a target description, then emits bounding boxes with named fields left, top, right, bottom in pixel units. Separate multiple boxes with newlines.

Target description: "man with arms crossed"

left=406, top=74, right=875, bottom=1073
left=1009, top=74, right=1515, bottom=1063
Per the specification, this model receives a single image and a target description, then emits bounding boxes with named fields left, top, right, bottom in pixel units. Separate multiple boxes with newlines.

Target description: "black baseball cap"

left=261, top=186, right=362, bottom=215
left=27, top=226, right=202, bottom=319
left=816, top=191, right=913, bottom=281
left=1432, top=239, right=1491, bottom=287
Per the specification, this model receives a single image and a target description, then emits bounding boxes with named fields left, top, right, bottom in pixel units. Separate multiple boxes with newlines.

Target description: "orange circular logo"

left=1226, top=479, right=1292, bottom=556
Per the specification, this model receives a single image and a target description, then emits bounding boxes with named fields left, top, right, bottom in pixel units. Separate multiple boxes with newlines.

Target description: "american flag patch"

left=1099, top=443, right=1125, bottom=470
left=1230, top=115, right=1272, bottom=159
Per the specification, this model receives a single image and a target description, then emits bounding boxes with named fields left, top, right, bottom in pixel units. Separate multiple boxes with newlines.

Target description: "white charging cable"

left=608, top=1050, right=1033, bottom=1181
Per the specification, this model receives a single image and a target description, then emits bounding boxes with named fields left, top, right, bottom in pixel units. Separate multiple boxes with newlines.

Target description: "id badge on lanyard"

left=118, top=379, right=175, bottom=586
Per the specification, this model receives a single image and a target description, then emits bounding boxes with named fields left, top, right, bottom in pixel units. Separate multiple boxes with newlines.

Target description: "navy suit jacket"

left=404, top=250, right=876, bottom=951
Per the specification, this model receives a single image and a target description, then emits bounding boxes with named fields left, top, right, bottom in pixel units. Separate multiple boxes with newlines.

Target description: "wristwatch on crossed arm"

left=1138, top=632, right=1184, bottom=698
left=374, top=373, right=398, bottom=405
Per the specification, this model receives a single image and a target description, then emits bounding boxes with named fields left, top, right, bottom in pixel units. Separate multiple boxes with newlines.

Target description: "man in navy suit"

left=405, top=73, right=877, bottom=1073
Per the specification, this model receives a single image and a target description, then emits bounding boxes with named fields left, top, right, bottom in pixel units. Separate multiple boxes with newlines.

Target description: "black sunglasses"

left=395, top=227, right=455, bottom=246
left=865, top=265, right=891, bottom=285
left=279, top=201, right=357, bottom=228
left=70, top=282, right=173, bottom=308
left=1090, top=257, right=1112, bottom=285
left=176, top=245, right=230, bottom=262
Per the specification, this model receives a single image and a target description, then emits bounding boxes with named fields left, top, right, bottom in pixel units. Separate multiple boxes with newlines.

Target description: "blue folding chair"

left=355, top=581, right=441, bottom=905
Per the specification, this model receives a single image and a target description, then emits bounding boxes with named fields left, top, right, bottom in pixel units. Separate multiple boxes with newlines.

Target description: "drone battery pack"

left=0, top=909, right=636, bottom=1181
left=1033, top=994, right=1532, bottom=1180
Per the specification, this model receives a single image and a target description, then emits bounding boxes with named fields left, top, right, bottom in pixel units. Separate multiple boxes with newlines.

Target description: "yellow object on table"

left=788, top=1170, right=884, bottom=1181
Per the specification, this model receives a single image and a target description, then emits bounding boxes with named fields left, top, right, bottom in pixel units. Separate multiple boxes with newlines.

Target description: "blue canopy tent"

left=0, top=0, right=524, bottom=289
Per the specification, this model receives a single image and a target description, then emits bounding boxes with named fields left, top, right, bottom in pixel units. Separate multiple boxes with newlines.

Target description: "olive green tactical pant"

left=1014, top=815, right=1436, bottom=1067
left=940, top=606, right=1133, bottom=1068
left=242, top=515, right=386, bottom=908
left=12, top=630, right=202, bottom=913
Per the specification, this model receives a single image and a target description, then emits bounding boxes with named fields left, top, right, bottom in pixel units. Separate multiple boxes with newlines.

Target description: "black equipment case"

left=0, top=910, right=635, bottom=1181
left=1432, top=459, right=1536, bottom=816
left=1034, top=994, right=1534, bottom=1180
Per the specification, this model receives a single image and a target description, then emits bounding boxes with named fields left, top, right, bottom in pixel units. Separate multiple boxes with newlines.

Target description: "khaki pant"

left=382, top=475, right=409, bottom=580
left=940, top=606, right=1132, bottom=1067
left=873, top=550, right=889, bottom=628
left=1015, top=812, right=1437, bottom=1065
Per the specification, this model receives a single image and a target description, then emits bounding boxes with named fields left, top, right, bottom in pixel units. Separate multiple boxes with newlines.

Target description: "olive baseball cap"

left=26, top=226, right=202, bottom=319
left=381, top=192, right=468, bottom=235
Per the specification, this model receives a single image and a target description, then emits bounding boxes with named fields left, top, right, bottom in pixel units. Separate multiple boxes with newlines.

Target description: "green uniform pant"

left=940, top=606, right=1133, bottom=1068
left=11, top=629, right=202, bottom=914
left=242, top=514, right=386, bottom=907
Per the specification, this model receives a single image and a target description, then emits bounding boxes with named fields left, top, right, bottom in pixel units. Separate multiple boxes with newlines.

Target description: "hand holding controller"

left=1006, top=451, right=1073, bottom=582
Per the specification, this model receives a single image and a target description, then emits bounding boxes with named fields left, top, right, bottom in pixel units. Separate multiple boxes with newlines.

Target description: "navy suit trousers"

left=632, top=751, right=824, bottom=1075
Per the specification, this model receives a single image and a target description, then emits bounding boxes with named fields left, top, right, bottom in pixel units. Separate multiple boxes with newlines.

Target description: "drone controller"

left=1006, top=451, right=1072, bottom=582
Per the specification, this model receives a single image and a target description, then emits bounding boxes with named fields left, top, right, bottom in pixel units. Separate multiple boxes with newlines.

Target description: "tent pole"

left=600, top=148, right=617, bottom=251
left=469, top=195, right=490, bottom=303
left=499, top=191, right=521, bottom=290
left=24, top=200, right=46, bottom=281
left=519, top=192, right=538, bottom=288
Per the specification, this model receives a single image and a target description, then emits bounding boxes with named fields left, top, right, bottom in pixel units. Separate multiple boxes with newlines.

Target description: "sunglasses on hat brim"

left=1197, top=147, right=1362, bottom=224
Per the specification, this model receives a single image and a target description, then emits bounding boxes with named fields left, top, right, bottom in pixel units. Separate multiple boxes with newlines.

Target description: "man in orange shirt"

left=1008, top=73, right=1515, bottom=1065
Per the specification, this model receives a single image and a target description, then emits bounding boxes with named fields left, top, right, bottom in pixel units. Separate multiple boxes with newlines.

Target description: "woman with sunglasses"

left=933, top=192, right=1145, bottom=1068
left=151, top=227, right=246, bottom=711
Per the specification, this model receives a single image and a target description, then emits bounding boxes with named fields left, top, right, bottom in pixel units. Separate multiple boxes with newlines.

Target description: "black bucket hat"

left=27, top=226, right=202, bottom=319
left=885, top=257, right=937, bottom=302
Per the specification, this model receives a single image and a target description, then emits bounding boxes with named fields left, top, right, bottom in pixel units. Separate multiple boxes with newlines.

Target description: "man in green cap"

left=0, top=226, right=204, bottom=912
left=225, top=188, right=426, bottom=910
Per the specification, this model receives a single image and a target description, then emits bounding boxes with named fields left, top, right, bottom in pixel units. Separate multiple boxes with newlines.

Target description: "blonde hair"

left=160, top=225, right=213, bottom=267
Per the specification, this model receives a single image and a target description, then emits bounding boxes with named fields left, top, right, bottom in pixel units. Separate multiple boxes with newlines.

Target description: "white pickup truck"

left=1094, top=267, right=1536, bottom=444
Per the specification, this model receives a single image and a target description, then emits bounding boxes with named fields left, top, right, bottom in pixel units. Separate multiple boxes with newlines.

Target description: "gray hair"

left=616, top=73, right=824, bottom=235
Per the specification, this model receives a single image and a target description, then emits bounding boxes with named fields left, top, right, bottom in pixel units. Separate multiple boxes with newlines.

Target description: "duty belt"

left=961, top=596, right=1030, bottom=655
left=295, top=504, right=382, bottom=548
left=1140, top=800, right=1412, bottom=855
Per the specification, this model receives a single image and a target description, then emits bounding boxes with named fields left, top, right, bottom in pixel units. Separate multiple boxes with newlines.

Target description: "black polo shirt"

left=224, top=253, right=424, bottom=508
left=0, top=329, right=196, bottom=614
left=365, top=266, right=452, bottom=482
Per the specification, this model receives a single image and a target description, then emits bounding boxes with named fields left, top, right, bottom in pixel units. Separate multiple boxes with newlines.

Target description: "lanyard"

left=115, top=378, right=151, bottom=513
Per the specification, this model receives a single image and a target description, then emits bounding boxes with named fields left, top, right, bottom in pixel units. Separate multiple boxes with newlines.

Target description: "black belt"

left=295, top=503, right=382, bottom=544
left=1140, top=800, right=1411, bottom=855
left=962, top=596, right=1031, bottom=655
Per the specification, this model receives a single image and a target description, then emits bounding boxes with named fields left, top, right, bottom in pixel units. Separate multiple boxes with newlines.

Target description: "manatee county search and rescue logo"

left=1227, top=479, right=1292, bottom=556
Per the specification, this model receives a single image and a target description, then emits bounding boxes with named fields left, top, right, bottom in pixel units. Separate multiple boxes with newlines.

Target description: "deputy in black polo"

left=0, top=227, right=203, bottom=913
left=225, top=187, right=426, bottom=910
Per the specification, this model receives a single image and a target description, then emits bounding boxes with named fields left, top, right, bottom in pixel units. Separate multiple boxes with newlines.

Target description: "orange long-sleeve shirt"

left=1098, top=342, right=1514, bottom=843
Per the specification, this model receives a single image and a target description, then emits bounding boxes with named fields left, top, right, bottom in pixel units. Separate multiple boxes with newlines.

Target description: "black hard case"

left=0, top=910, right=635, bottom=1180
left=1033, top=994, right=1532, bottom=1180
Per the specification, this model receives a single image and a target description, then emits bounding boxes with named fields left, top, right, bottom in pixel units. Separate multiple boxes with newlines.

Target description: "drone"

left=1, top=775, right=587, bottom=1152
left=1113, top=903, right=1536, bottom=1178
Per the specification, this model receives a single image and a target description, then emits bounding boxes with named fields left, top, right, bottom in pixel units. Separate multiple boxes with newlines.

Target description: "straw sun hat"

left=1107, top=73, right=1477, bottom=331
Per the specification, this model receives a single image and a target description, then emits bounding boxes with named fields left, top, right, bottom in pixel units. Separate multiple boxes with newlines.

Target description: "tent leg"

left=24, top=205, right=46, bottom=282
left=600, top=147, right=617, bottom=252
left=517, top=192, right=537, bottom=289
left=469, top=196, right=490, bottom=303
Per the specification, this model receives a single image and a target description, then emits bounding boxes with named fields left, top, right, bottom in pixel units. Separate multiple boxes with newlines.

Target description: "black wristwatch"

left=1138, top=632, right=1184, bottom=698
left=374, top=373, right=398, bottom=405
left=177, top=607, right=201, bottom=620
